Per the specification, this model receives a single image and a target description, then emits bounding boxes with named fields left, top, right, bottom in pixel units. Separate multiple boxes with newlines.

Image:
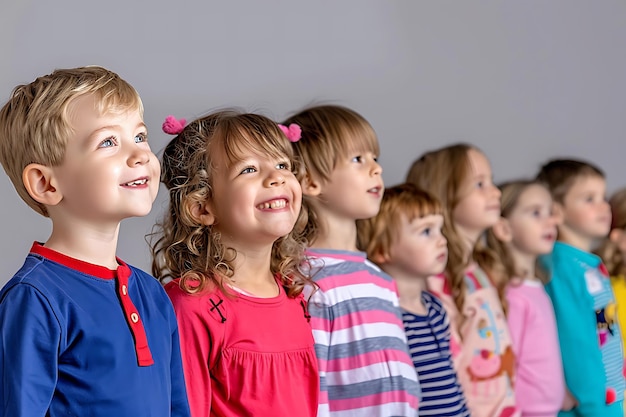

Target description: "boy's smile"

left=49, top=94, right=159, bottom=227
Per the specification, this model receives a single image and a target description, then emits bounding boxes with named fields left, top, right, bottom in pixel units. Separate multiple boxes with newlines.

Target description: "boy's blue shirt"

left=541, top=241, right=624, bottom=417
left=0, top=243, right=191, bottom=417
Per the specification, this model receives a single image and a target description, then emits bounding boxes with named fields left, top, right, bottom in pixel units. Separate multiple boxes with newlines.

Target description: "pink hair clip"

left=278, top=123, right=302, bottom=143
left=162, top=115, right=187, bottom=135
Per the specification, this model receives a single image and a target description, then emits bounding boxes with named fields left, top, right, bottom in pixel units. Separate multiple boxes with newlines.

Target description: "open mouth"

left=257, top=199, right=288, bottom=210
left=121, top=178, right=148, bottom=187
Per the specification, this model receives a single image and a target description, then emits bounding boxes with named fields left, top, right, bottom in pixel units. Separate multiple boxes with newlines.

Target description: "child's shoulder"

left=164, top=279, right=230, bottom=323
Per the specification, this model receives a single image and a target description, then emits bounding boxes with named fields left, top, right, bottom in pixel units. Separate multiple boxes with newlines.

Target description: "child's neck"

left=456, top=226, right=482, bottom=265
left=393, top=273, right=428, bottom=316
left=508, top=247, right=538, bottom=280
left=557, top=226, right=594, bottom=252
left=309, top=215, right=359, bottom=251
left=44, top=221, right=121, bottom=269
left=226, top=243, right=279, bottom=298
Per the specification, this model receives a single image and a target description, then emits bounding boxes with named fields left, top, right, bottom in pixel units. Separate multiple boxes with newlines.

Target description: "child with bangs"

left=0, top=66, right=190, bottom=416
left=358, top=183, right=470, bottom=417
left=283, top=105, right=421, bottom=417
left=151, top=111, right=319, bottom=417
left=407, top=143, right=518, bottom=417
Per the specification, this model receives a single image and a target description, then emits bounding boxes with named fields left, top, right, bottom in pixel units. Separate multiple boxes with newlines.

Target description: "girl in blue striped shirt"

left=359, top=183, right=470, bottom=417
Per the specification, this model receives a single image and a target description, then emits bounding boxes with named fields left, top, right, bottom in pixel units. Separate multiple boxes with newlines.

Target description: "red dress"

left=166, top=279, right=319, bottom=417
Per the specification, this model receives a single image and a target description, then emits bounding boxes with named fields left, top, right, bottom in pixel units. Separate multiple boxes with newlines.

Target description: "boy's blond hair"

left=535, top=158, right=604, bottom=204
left=0, top=66, right=143, bottom=217
left=358, top=183, right=442, bottom=261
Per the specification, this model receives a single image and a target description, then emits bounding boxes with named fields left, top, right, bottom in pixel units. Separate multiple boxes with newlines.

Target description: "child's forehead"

left=567, top=174, right=606, bottom=193
left=518, top=184, right=552, bottom=203
left=214, top=137, right=288, bottom=166
left=67, top=93, right=141, bottom=121
left=337, top=129, right=379, bottom=153
left=465, top=148, right=491, bottom=174
left=403, top=209, right=443, bottom=226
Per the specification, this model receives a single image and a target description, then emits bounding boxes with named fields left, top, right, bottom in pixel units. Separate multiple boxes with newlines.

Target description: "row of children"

left=0, top=65, right=624, bottom=417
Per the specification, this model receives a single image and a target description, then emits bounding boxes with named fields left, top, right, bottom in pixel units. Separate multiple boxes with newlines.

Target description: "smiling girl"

left=151, top=111, right=319, bottom=417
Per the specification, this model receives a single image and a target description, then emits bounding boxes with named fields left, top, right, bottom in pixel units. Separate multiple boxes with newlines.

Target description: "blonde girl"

left=406, top=143, right=518, bottom=417
left=283, top=105, right=421, bottom=417
left=486, top=180, right=569, bottom=416
left=151, top=111, right=319, bottom=417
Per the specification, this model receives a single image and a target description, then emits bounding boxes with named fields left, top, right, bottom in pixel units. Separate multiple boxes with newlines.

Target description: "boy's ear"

left=551, top=202, right=565, bottom=225
left=189, top=200, right=216, bottom=226
left=610, top=228, right=623, bottom=244
left=491, top=217, right=513, bottom=243
left=301, top=173, right=322, bottom=197
left=22, top=163, right=62, bottom=207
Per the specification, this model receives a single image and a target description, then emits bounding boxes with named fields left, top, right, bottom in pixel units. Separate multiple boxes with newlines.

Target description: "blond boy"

left=0, top=66, right=190, bottom=416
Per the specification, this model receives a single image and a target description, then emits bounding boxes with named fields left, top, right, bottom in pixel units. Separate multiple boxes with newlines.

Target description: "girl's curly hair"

left=150, top=110, right=312, bottom=297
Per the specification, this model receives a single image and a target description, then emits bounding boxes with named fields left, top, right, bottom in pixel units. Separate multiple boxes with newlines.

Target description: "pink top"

left=506, top=279, right=565, bottom=417
left=428, top=265, right=519, bottom=417
left=165, top=279, right=319, bottom=417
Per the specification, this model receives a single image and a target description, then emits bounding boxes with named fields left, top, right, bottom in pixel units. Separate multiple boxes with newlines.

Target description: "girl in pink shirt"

left=407, top=143, right=519, bottom=417
left=486, top=180, right=570, bottom=417
left=151, top=112, right=319, bottom=417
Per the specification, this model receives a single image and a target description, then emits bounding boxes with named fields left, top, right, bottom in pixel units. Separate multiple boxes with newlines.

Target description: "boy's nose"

left=128, top=148, right=151, bottom=166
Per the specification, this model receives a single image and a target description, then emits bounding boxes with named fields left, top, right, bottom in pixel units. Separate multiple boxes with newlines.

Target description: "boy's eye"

left=532, top=209, right=541, bottom=217
left=352, top=155, right=363, bottom=163
left=98, top=137, right=117, bottom=148
left=240, top=166, right=257, bottom=175
left=277, top=162, right=290, bottom=170
left=135, top=132, right=148, bottom=143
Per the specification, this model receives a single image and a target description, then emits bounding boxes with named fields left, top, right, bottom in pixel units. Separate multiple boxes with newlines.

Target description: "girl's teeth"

left=125, top=179, right=147, bottom=186
left=258, top=200, right=287, bottom=209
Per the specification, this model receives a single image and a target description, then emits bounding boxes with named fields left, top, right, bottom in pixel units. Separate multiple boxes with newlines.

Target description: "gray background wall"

left=1, top=1, right=625, bottom=284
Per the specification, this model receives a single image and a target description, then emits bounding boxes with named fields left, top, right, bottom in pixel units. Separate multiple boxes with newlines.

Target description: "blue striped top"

left=403, top=291, right=470, bottom=417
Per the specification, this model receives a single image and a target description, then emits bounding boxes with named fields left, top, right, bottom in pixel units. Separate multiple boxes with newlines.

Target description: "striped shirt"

left=403, top=292, right=469, bottom=417
left=303, top=249, right=421, bottom=417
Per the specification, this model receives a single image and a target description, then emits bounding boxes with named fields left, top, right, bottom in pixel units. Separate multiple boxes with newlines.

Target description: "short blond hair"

left=0, top=66, right=143, bottom=216
left=358, top=183, right=442, bottom=259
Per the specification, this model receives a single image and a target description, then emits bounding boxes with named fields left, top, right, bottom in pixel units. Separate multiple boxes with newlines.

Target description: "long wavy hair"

left=150, top=110, right=312, bottom=297
left=406, top=143, right=507, bottom=318
left=595, top=188, right=626, bottom=278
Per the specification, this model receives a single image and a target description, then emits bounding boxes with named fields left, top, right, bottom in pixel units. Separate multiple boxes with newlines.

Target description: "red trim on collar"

left=30, top=242, right=154, bottom=366
left=30, top=242, right=129, bottom=280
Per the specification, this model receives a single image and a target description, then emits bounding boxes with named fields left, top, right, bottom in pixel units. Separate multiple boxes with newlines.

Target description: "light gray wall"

left=1, top=1, right=625, bottom=284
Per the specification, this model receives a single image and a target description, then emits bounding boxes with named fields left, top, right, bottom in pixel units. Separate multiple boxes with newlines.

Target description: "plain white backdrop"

left=1, top=1, right=625, bottom=284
